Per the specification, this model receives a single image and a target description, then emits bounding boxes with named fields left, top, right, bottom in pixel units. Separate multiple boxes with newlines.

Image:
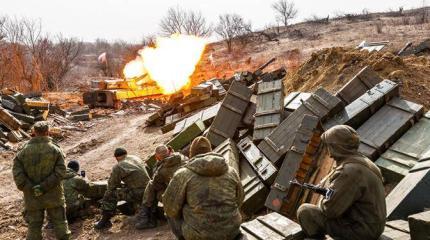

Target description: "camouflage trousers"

left=24, top=206, right=71, bottom=240
left=297, top=203, right=375, bottom=240
left=100, top=187, right=144, bottom=214
left=142, top=181, right=163, bottom=208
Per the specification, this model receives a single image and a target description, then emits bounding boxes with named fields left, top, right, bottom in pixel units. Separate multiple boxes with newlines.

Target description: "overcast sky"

left=0, top=0, right=426, bottom=42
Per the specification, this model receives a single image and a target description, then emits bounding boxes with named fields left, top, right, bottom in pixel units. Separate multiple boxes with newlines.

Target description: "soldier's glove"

left=32, top=185, right=44, bottom=197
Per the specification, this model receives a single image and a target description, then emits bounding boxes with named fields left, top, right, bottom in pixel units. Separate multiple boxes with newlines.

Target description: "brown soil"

left=284, top=47, right=430, bottom=108
left=0, top=112, right=175, bottom=240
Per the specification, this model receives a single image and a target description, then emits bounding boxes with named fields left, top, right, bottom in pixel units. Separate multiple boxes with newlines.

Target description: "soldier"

left=297, top=125, right=386, bottom=240
left=94, top=148, right=150, bottom=230
left=12, top=121, right=71, bottom=240
left=135, top=145, right=188, bottom=230
left=163, top=136, right=244, bottom=240
left=63, top=160, right=106, bottom=223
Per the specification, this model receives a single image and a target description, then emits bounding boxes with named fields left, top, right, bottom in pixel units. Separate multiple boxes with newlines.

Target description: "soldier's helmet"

left=67, top=160, right=80, bottom=172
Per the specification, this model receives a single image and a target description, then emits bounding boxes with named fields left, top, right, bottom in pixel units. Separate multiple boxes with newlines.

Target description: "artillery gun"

left=83, top=74, right=163, bottom=109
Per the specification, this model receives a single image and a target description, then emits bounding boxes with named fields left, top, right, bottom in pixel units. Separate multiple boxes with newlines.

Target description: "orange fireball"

left=123, top=34, right=207, bottom=94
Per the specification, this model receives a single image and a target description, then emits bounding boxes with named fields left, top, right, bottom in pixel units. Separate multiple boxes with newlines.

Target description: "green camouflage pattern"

left=101, top=155, right=150, bottom=211
left=143, top=152, right=188, bottom=207
left=13, top=136, right=70, bottom=240
left=63, top=168, right=106, bottom=219
left=13, top=136, right=66, bottom=210
left=163, top=152, right=244, bottom=240
left=25, top=207, right=70, bottom=240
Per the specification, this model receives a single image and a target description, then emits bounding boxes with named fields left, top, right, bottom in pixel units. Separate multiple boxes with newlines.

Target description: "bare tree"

left=159, top=6, right=211, bottom=37
left=184, top=11, right=212, bottom=37
left=215, top=14, right=252, bottom=52
left=272, top=0, right=298, bottom=27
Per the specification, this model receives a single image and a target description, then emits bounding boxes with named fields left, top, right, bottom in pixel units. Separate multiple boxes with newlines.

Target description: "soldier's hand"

left=32, top=185, right=44, bottom=197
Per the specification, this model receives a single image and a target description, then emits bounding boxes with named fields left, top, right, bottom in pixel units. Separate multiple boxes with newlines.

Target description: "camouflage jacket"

left=163, top=152, right=244, bottom=240
left=321, top=155, right=386, bottom=239
left=152, top=152, right=188, bottom=192
left=12, top=136, right=66, bottom=210
left=106, top=155, right=150, bottom=194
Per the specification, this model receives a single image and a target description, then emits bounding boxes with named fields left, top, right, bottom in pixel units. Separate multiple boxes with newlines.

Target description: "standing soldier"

left=63, top=160, right=106, bottom=223
left=94, top=148, right=150, bottom=230
left=297, top=125, right=386, bottom=240
left=163, top=136, right=244, bottom=240
left=12, top=121, right=71, bottom=240
left=135, top=145, right=188, bottom=230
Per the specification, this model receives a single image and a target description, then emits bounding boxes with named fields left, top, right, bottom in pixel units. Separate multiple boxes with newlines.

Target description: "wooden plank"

left=324, top=79, right=400, bottom=130
left=408, top=211, right=430, bottom=240
left=386, top=157, right=430, bottom=220
left=208, top=81, right=252, bottom=147
left=240, top=157, right=269, bottom=217
left=335, top=66, right=382, bottom=105
left=381, top=220, right=410, bottom=240
left=357, top=97, right=424, bottom=160
left=376, top=111, right=430, bottom=183
left=214, top=138, right=239, bottom=173
left=265, top=115, right=320, bottom=213
left=146, top=120, right=206, bottom=173
left=258, top=88, right=343, bottom=165
left=0, top=107, right=22, bottom=130
left=254, top=80, right=285, bottom=141
left=238, top=136, right=277, bottom=185
left=283, top=92, right=311, bottom=113
left=240, top=213, right=304, bottom=240
left=173, top=102, right=221, bottom=135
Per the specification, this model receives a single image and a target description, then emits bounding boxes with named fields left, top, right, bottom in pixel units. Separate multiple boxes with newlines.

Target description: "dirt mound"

left=285, top=47, right=430, bottom=108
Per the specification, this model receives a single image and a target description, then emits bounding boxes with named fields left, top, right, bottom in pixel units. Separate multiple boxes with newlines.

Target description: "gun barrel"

left=257, top=57, right=276, bottom=72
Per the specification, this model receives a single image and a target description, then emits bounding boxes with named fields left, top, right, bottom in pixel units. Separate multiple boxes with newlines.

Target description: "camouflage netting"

left=284, top=47, right=430, bottom=108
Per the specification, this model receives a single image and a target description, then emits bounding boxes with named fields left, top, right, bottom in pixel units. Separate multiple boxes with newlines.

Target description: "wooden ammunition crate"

left=173, top=102, right=221, bottom=135
left=240, top=212, right=304, bottom=240
left=335, top=66, right=382, bottom=105
left=214, top=138, right=240, bottom=173
left=258, top=88, right=343, bottom=165
left=324, top=79, right=399, bottom=130
left=238, top=136, right=277, bottom=185
left=357, top=97, right=424, bottom=160
left=253, top=80, right=285, bottom=141
left=386, top=159, right=430, bottom=220
left=376, top=111, right=430, bottom=183
left=208, top=81, right=252, bottom=147
left=240, top=158, right=269, bottom=217
left=265, top=115, right=321, bottom=215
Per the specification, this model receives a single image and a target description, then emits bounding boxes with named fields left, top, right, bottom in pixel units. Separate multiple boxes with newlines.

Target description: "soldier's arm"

left=321, top=165, right=361, bottom=219
left=74, top=177, right=91, bottom=194
left=107, top=165, right=123, bottom=192
left=162, top=168, right=191, bottom=219
left=152, top=169, right=166, bottom=192
left=12, top=154, right=32, bottom=191
left=39, top=148, right=66, bottom=192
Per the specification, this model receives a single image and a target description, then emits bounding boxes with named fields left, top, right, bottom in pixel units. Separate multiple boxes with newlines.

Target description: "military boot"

left=135, top=206, right=156, bottom=230
left=94, top=211, right=113, bottom=230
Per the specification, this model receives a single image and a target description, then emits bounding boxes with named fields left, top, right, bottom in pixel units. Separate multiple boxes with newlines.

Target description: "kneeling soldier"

left=94, top=148, right=150, bottom=230
left=135, top=145, right=188, bottom=230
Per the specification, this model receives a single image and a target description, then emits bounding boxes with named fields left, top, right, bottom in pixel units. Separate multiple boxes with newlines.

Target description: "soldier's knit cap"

left=114, top=147, right=127, bottom=157
left=33, top=121, right=49, bottom=133
left=67, top=160, right=80, bottom=172
left=189, top=136, right=212, bottom=158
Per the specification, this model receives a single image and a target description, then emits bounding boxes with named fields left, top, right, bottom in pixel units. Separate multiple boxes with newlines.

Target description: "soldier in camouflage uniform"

left=163, top=137, right=244, bottom=240
left=135, top=145, right=188, bottom=230
left=12, top=121, right=71, bottom=240
left=63, top=160, right=106, bottom=223
left=297, top=125, right=386, bottom=240
left=94, top=148, right=150, bottom=230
